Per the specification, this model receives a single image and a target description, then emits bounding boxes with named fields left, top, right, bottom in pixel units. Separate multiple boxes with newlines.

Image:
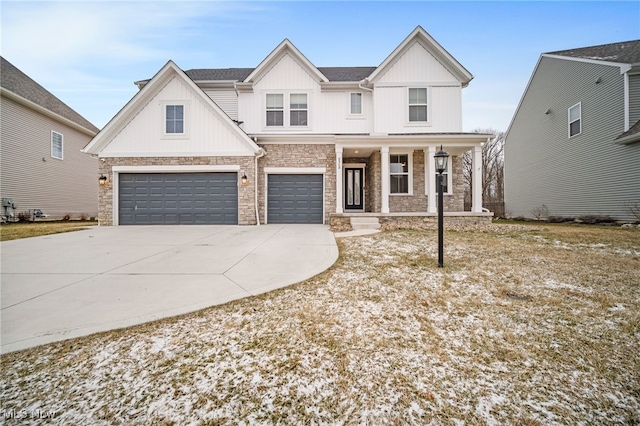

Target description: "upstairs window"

left=51, top=131, right=63, bottom=159
left=569, top=103, right=581, bottom=137
left=266, top=94, right=284, bottom=126
left=390, top=154, right=410, bottom=194
left=350, top=93, right=362, bottom=115
left=165, top=105, right=184, bottom=134
left=409, top=88, right=428, bottom=122
left=290, top=93, right=308, bottom=126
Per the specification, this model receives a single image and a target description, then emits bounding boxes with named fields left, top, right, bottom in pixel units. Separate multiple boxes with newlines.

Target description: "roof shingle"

left=1, top=57, right=99, bottom=133
left=547, top=40, right=640, bottom=64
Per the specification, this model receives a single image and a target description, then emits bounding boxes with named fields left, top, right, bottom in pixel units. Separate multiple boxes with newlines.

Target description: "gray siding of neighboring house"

left=0, top=96, right=98, bottom=218
left=505, top=56, right=640, bottom=222
left=629, top=74, right=640, bottom=125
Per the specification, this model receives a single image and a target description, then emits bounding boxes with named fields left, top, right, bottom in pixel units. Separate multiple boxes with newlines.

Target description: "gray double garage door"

left=119, top=172, right=322, bottom=225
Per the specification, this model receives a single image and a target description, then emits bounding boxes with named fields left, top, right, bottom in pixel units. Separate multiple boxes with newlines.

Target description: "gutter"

left=254, top=146, right=266, bottom=225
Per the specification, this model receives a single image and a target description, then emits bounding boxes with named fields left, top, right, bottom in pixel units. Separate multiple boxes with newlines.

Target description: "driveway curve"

left=1, top=224, right=338, bottom=354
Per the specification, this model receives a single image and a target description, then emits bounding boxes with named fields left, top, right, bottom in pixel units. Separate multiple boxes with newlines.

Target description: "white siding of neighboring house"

left=0, top=96, right=98, bottom=218
left=101, top=75, right=255, bottom=157
left=505, top=56, right=640, bottom=222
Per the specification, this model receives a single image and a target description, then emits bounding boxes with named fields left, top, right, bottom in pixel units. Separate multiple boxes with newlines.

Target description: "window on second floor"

left=409, top=88, right=428, bottom=122
left=266, top=94, right=284, bottom=126
left=290, top=93, right=308, bottom=126
left=350, top=93, right=362, bottom=115
left=51, top=131, right=63, bottom=159
left=569, top=103, right=581, bottom=137
left=165, top=105, right=184, bottom=134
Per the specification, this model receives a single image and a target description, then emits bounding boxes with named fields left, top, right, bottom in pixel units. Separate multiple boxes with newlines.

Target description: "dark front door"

left=344, top=167, right=364, bottom=210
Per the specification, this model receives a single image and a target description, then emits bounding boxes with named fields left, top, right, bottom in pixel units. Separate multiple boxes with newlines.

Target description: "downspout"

left=254, top=144, right=266, bottom=226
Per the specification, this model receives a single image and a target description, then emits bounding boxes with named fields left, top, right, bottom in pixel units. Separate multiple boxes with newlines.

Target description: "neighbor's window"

left=51, top=131, right=63, bottom=159
left=569, top=103, right=581, bottom=137
left=409, top=88, right=428, bottom=122
left=350, top=93, right=362, bottom=115
left=290, top=93, right=308, bottom=126
left=390, top=154, right=409, bottom=194
left=266, top=94, right=284, bottom=126
left=165, top=105, right=184, bottom=134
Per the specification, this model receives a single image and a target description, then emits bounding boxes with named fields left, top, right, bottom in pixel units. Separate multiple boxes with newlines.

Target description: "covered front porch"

left=333, top=133, right=490, bottom=216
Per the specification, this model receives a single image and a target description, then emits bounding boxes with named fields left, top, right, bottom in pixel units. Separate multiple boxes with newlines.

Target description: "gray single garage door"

left=267, top=174, right=323, bottom=224
left=119, top=173, right=238, bottom=225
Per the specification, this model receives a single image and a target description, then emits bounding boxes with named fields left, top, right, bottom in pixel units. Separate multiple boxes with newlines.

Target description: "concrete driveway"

left=1, top=224, right=338, bottom=354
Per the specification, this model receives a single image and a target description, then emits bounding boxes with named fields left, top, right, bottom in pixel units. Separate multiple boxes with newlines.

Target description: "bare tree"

left=462, top=129, right=505, bottom=215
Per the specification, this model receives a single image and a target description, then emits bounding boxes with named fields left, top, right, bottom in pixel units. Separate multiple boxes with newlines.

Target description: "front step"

left=350, top=216, right=381, bottom=230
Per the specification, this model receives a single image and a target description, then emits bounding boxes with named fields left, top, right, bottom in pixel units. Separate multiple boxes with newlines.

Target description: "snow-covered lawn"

left=1, top=223, right=639, bottom=425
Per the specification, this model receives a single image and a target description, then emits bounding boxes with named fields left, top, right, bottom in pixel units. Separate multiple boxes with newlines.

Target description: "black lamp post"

left=434, top=146, right=449, bottom=268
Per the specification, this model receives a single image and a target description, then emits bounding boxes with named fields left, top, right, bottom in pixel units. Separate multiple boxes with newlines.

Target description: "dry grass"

left=0, top=221, right=97, bottom=241
left=1, top=223, right=638, bottom=424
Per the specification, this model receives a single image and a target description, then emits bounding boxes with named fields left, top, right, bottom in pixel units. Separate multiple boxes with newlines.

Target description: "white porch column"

left=335, top=146, right=343, bottom=214
left=426, top=146, right=436, bottom=213
left=472, top=144, right=483, bottom=213
left=381, top=146, right=390, bottom=213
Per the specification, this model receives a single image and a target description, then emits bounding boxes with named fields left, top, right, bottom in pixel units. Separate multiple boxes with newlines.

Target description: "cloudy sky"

left=2, top=1, right=638, bottom=132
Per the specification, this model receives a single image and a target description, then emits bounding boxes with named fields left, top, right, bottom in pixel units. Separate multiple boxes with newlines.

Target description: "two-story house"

left=83, top=26, right=492, bottom=227
left=505, top=40, right=640, bottom=222
left=1, top=57, right=99, bottom=220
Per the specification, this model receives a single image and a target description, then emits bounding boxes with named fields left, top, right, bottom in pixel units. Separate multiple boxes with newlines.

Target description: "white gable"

left=376, top=41, right=459, bottom=84
left=254, top=53, right=320, bottom=90
left=84, top=61, right=260, bottom=157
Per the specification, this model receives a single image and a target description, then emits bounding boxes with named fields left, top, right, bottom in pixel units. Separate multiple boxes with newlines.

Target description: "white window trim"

left=424, top=154, right=453, bottom=196
left=348, top=92, right=363, bottom=116
left=51, top=131, right=63, bottom=160
left=568, top=102, right=582, bottom=138
left=406, top=87, right=431, bottom=126
left=263, top=91, right=311, bottom=130
left=161, top=101, right=190, bottom=139
left=389, top=151, right=413, bottom=196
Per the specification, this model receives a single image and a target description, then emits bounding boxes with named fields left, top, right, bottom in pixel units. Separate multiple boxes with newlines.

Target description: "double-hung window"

left=290, top=94, right=308, bottom=126
left=409, top=88, right=428, bottom=122
left=569, top=103, right=581, bottom=137
left=390, top=154, right=410, bottom=194
left=350, top=93, right=362, bottom=115
left=51, top=131, right=63, bottom=159
left=165, top=105, right=184, bottom=134
left=266, top=94, right=284, bottom=126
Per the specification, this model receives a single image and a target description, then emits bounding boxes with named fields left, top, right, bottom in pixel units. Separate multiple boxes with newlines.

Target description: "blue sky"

left=2, top=1, right=639, bottom=132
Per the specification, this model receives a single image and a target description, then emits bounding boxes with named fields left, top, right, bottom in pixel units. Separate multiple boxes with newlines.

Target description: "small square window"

left=350, top=93, right=362, bottom=115
left=166, top=105, right=184, bottom=134
left=51, top=131, right=63, bottom=159
left=569, top=103, right=581, bottom=137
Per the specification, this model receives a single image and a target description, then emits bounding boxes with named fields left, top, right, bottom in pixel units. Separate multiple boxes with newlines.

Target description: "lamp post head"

left=434, top=145, right=449, bottom=174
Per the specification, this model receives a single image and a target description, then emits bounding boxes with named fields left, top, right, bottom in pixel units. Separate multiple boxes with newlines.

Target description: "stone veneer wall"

left=98, top=156, right=256, bottom=226
left=257, top=144, right=336, bottom=224
left=368, top=151, right=381, bottom=212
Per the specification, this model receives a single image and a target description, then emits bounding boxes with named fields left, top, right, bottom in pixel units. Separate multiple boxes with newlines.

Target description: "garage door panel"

left=119, top=172, right=238, bottom=225
left=267, top=174, right=323, bottom=224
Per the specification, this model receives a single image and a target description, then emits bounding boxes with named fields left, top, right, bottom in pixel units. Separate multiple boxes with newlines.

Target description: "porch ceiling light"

left=434, top=146, right=449, bottom=174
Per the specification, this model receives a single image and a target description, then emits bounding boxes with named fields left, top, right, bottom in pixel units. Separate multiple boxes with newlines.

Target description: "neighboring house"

left=505, top=40, right=640, bottom=222
left=83, top=26, right=491, bottom=227
left=1, top=57, right=100, bottom=219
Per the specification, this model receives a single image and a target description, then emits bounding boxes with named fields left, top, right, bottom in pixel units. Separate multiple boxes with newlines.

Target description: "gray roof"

left=0, top=57, right=99, bottom=133
left=180, top=66, right=377, bottom=83
left=616, top=119, right=640, bottom=142
left=547, top=40, right=640, bottom=64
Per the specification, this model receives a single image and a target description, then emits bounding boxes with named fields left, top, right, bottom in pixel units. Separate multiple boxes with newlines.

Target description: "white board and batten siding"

left=505, top=56, right=640, bottom=222
left=203, top=88, right=239, bottom=122
left=373, top=40, right=463, bottom=134
left=101, top=76, right=255, bottom=157
left=0, top=97, right=98, bottom=217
